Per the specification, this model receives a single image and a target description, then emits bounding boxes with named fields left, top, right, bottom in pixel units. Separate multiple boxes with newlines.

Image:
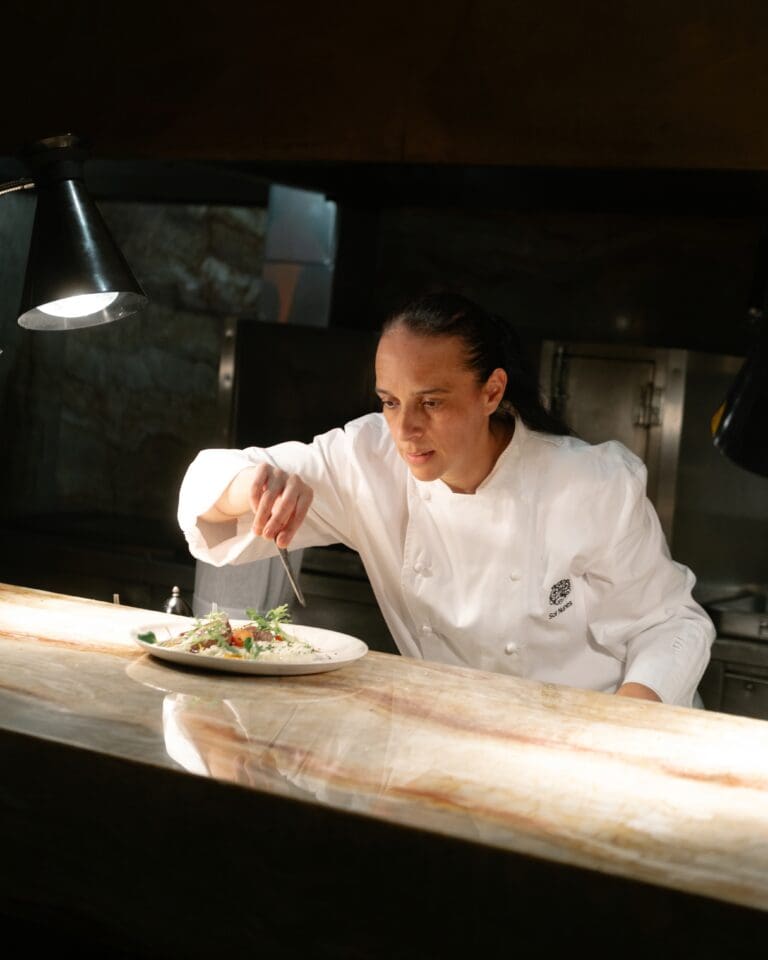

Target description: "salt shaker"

left=163, top=585, right=192, bottom=616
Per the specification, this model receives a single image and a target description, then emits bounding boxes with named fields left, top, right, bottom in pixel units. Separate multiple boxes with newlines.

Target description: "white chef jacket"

left=177, top=413, right=714, bottom=707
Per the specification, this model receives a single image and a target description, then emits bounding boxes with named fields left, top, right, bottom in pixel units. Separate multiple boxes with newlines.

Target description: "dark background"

left=1, top=1, right=767, bottom=607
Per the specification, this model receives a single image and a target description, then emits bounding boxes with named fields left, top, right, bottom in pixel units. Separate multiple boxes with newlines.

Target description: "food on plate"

left=138, top=604, right=327, bottom=662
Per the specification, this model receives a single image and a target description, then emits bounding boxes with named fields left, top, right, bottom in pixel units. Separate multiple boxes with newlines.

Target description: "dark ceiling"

left=3, top=1, right=768, bottom=173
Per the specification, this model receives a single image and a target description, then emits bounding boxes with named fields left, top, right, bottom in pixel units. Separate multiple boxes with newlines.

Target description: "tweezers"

left=261, top=450, right=306, bottom=607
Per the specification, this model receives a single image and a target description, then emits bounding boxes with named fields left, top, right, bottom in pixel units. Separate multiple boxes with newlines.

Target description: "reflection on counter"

left=125, top=652, right=768, bottom=913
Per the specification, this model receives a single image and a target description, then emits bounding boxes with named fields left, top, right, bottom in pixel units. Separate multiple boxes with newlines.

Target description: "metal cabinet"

left=698, top=634, right=768, bottom=721
left=539, top=341, right=687, bottom=544
left=698, top=590, right=768, bottom=720
left=721, top=671, right=768, bottom=720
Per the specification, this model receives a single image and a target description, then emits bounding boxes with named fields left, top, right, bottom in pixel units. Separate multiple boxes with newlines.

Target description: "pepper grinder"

left=163, top=585, right=192, bottom=616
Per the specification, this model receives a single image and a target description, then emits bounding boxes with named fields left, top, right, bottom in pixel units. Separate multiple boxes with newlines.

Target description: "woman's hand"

left=200, top=463, right=314, bottom=549
left=616, top=682, right=662, bottom=702
left=248, top=463, right=313, bottom=548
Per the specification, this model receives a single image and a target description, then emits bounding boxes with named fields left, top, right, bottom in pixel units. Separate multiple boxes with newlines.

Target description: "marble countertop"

left=2, top=581, right=768, bottom=916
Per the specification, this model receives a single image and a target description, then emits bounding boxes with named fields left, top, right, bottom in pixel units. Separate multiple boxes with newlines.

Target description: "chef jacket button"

left=421, top=624, right=433, bottom=635
left=505, top=641, right=518, bottom=655
left=509, top=571, right=521, bottom=581
left=413, top=561, right=423, bottom=574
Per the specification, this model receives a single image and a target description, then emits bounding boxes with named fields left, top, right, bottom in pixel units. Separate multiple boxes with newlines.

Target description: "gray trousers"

left=192, top=551, right=304, bottom=620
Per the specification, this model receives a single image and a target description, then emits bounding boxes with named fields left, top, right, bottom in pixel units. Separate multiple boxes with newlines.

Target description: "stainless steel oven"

left=539, top=340, right=687, bottom=544
left=700, top=589, right=768, bottom=720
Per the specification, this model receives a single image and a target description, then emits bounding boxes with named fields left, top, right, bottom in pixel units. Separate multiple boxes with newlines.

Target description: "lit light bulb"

left=38, top=292, right=119, bottom=318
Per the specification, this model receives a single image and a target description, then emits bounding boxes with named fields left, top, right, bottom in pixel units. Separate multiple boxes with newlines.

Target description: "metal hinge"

left=634, top=384, right=664, bottom=427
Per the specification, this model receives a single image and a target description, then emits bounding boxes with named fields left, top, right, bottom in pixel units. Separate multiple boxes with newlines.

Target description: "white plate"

left=130, top=619, right=368, bottom=676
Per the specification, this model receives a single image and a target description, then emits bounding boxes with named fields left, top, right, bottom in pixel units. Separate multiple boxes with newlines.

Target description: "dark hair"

left=380, top=292, right=571, bottom=436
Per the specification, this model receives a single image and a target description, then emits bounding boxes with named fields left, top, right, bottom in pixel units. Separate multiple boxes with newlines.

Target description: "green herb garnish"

left=245, top=603, right=291, bottom=634
left=138, top=631, right=157, bottom=644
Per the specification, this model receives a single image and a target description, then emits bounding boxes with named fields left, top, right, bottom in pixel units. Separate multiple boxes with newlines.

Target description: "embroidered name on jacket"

left=548, top=578, right=572, bottom=619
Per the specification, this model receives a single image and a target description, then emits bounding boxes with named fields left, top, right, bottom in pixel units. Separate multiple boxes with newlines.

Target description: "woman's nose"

left=398, top=405, right=424, bottom=439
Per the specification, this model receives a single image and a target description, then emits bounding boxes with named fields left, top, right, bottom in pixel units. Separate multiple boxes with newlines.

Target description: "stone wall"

left=0, top=197, right=266, bottom=551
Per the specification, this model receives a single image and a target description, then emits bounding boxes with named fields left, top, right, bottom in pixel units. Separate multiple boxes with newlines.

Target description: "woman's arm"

left=615, top=682, right=662, bottom=702
left=178, top=426, right=362, bottom=568
left=582, top=448, right=715, bottom=707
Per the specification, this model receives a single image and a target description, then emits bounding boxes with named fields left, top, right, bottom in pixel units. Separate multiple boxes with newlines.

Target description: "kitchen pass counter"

left=1, top=582, right=767, bottom=956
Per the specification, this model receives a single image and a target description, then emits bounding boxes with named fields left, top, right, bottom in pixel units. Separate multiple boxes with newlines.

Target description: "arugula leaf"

left=245, top=603, right=292, bottom=633
left=138, top=631, right=157, bottom=644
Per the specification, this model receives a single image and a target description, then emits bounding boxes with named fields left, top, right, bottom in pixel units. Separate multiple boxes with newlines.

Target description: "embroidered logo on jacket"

left=548, top=578, right=573, bottom=620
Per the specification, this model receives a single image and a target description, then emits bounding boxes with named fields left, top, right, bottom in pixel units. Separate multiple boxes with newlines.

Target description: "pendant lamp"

left=711, top=225, right=768, bottom=478
left=712, top=322, right=768, bottom=477
left=0, top=134, right=147, bottom=330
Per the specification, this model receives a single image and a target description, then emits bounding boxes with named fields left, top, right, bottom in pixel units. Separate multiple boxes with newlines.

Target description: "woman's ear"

left=484, top=367, right=508, bottom=412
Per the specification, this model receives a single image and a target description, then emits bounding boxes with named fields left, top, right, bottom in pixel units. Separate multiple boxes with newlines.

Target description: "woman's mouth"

left=404, top=450, right=435, bottom=465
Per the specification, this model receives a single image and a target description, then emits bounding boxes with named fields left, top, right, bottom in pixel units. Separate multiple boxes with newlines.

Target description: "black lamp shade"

left=17, top=177, right=147, bottom=330
left=713, top=336, right=768, bottom=477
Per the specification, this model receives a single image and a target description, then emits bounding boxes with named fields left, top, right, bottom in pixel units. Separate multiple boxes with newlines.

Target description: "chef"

left=178, top=293, right=715, bottom=707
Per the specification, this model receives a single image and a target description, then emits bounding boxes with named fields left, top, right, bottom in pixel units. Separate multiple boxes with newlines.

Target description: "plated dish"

left=130, top=605, right=368, bottom=676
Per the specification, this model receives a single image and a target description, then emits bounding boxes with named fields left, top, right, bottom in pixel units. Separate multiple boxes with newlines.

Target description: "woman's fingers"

left=250, top=466, right=312, bottom=546
left=251, top=466, right=286, bottom=535
left=263, top=477, right=311, bottom=542
left=275, top=487, right=314, bottom=548
left=246, top=463, right=272, bottom=527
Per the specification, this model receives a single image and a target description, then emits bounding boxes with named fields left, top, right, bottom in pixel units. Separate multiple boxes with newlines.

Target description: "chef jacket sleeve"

left=582, top=448, right=715, bottom=707
left=177, top=427, right=357, bottom=567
